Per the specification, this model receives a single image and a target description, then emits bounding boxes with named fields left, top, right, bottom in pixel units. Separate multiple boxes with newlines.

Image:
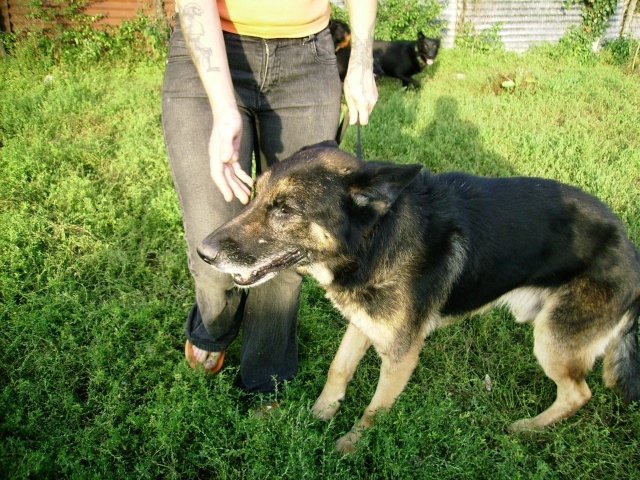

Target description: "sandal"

left=184, top=340, right=225, bottom=374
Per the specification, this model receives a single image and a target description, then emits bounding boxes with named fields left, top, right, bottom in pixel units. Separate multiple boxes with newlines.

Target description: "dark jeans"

left=162, top=16, right=341, bottom=394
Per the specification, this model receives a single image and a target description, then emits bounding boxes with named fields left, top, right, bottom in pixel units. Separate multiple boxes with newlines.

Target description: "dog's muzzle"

left=197, top=241, right=306, bottom=287
left=230, top=249, right=306, bottom=287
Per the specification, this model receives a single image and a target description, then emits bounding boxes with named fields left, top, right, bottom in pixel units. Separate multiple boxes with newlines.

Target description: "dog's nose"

left=197, top=243, right=219, bottom=265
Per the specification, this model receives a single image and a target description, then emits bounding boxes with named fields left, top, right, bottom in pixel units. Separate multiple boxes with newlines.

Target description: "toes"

left=203, top=352, right=221, bottom=370
left=312, top=400, right=340, bottom=420
left=186, top=341, right=223, bottom=373
left=509, top=418, right=543, bottom=433
left=191, top=345, right=208, bottom=363
left=336, top=431, right=360, bottom=453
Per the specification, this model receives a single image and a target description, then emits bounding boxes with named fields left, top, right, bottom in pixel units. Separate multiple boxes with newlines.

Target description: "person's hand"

left=209, top=108, right=253, bottom=204
left=344, top=61, right=378, bottom=125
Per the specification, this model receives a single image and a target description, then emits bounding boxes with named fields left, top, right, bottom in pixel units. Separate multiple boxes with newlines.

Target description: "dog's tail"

left=605, top=296, right=640, bottom=402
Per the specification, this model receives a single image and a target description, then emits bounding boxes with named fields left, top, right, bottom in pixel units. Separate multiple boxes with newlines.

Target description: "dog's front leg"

left=336, top=338, right=423, bottom=453
left=312, top=323, right=371, bottom=421
left=399, top=75, right=420, bottom=89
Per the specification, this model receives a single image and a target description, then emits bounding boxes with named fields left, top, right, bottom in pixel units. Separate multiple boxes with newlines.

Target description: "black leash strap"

left=356, top=122, right=362, bottom=160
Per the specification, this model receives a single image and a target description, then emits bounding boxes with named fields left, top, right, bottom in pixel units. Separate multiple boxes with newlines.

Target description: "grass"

left=1, top=43, right=640, bottom=478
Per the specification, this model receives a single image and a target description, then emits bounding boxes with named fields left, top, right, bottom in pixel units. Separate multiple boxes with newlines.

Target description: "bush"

left=374, top=0, right=443, bottom=40
left=455, top=22, right=505, bottom=53
left=554, top=25, right=598, bottom=64
left=550, top=0, right=618, bottom=65
left=601, top=35, right=640, bottom=71
left=331, top=0, right=444, bottom=40
left=109, top=14, right=171, bottom=60
left=4, top=3, right=169, bottom=66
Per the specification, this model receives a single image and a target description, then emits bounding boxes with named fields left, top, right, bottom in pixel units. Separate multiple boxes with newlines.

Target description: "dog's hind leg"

left=312, top=323, right=371, bottom=421
left=335, top=338, right=423, bottom=453
left=509, top=316, right=594, bottom=432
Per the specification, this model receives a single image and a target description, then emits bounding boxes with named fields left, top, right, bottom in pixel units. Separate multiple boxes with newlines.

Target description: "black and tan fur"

left=198, top=144, right=640, bottom=453
left=329, top=19, right=439, bottom=87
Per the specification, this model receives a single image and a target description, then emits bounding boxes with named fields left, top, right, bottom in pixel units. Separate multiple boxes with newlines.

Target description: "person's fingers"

left=345, top=71, right=378, bottom=126
left=223, top=165, right=251, bottom=204
left=209, top=135, right=235, bottom=202
left=212, top=164, right=251, bottom=204
left=231, top=162, right=253, bottom=189
left=345, top=88, right=364, bottom=125
left=211, top=164, right=234, bottom=202
left=209, top=117, right=253, bottom=203
left=351, top=100, right=368, bottom=125
left=348, top=95, right=375, bottom=125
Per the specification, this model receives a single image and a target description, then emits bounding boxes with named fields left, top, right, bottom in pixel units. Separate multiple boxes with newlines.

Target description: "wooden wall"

left=1, top=0, right=176, bottom=33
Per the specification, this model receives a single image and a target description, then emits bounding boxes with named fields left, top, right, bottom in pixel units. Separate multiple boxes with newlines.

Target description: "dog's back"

left=426, top=172, right=637, bottom=313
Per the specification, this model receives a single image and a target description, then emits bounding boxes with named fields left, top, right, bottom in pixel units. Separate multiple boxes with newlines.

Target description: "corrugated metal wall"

left=605, top=0, right=640, bottom=38
left=440, top=0, right=639, bottom=52
left=450, top=0, right=583, bottom=52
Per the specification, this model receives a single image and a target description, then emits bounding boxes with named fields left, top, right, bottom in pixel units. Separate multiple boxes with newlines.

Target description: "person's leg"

left=163, top=22, right=341, bottom=394
left=256, top=27, right=342, bottom=169
left=231, top=27, right=342, bottom=394
left=162, top=16, right=253, bottom=358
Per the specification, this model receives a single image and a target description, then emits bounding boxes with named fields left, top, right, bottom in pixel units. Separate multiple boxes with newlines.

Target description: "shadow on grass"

left=342, top=89, right=518, bottom=178
left=421, top=95, right=518, bottom=176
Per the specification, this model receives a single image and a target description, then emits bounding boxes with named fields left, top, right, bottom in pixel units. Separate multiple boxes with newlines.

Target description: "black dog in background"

left=330, top=19, right=352, bottom=82
left=330, top=19, right=440, bottom=88
left=330, top=20, right=384, bottom=82
left=373, top=33, right=440, bottom=88
left=330, top=18, right=352, bottom=54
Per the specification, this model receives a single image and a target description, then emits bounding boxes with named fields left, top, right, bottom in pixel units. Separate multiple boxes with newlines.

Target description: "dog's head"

left=330, top=19, right=351, bottom=52
left=417, top=33, right=440, bottom=66
left=197, top=143, right=422, bottom=287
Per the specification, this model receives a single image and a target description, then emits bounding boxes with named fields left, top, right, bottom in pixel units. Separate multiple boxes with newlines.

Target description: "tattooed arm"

left=176, top=0, right=253, bottom=204
left=344, top=0, right=378, bottom=125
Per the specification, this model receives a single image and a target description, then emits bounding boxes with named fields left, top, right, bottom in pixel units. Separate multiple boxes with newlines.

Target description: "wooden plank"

left=1, top=0, right=174, bottom=32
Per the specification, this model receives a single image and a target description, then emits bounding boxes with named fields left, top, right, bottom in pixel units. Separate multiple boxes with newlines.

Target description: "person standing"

left=162, top=0, right=378, bottom=401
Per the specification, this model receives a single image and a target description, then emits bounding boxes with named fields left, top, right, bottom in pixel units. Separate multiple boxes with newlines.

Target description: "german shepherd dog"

left=198, top=144, right=640, bottom=453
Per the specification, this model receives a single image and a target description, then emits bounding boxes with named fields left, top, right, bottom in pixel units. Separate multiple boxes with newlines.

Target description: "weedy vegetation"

left=1, top=4, right=639, bottom=478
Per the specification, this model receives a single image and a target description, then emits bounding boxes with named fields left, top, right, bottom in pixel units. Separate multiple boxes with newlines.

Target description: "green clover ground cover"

left=1, top=44, right=639, bottom=478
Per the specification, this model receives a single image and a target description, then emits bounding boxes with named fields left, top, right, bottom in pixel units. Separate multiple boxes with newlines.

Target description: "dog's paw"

left=311, top=397, right=341, bottom=421
left=336, top=430, right=361, bottom=454
left=508, top=418, right=543, bottom=433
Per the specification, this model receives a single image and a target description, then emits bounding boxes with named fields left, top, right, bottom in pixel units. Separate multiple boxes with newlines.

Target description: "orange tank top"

left=217, top=0, right=331, bottom=38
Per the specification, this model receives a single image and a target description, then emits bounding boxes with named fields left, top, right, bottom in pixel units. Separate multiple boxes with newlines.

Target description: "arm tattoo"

left=349, top=23, right=375, bottom=71
left=181, top=3, right=221, bottom=73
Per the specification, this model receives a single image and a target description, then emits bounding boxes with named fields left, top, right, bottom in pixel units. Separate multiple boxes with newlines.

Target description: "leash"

left=356, top=122, right=362, bottom=160
left=335, top=108, right=363, bottom=160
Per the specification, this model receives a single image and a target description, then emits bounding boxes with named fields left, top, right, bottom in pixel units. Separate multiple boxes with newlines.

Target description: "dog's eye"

left=270, top=202, right=296, bottom=218
left=279, top=204, right=294, bottom=215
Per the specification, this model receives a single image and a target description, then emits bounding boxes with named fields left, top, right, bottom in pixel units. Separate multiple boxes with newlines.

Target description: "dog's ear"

left=348, top=162, right=422, bottom=215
